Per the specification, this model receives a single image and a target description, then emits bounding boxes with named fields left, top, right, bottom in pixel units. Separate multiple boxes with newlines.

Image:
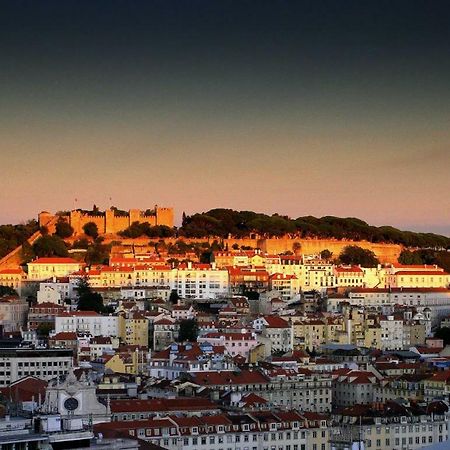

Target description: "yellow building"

left=118, top=311, right=149, bottom=347
left=291, top=314, right=344, bottom=351
left=27, top=257, right=83, bottom=280
left=0, top=269, right=24, bottom=292
left=104, top=346, right=148, bottom=375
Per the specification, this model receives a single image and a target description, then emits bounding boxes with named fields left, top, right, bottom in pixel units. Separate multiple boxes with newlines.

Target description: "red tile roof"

left=262, top=315, right=290, bottom=328
left=30, top=257, right=80, bottom=264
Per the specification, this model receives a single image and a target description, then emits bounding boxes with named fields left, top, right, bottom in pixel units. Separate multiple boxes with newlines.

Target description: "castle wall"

left=112, top=216, right=130, bottom=231
left=67, top=208, right=174, bottom=235
left=223, top=238, right=402, bottom=264
left=70, top=211, right=106, bottom=235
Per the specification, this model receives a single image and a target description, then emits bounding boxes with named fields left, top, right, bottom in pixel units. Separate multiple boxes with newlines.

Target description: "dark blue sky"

left=1, top=0, right=449, bottom=234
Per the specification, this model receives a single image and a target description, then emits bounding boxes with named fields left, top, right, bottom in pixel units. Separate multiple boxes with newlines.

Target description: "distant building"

left=28, top=257, right=83, bottom=281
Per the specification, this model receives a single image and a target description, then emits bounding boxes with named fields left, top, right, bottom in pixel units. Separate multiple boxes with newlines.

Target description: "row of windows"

left=366, top=435, right=444, bottom=447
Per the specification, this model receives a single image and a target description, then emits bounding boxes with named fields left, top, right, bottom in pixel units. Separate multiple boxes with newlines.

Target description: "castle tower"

left=129, top=209, right=141, bottom=225
left=105, top=209, right=115, bottom=234
left=156, top=207, right=174, bottom=227
left=38, top=211, right=54, bottom=228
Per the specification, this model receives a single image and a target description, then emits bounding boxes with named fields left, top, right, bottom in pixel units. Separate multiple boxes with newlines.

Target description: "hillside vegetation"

left=180, top=209, right=450, bottom=249
left=0, top=220, right=39, bottom=259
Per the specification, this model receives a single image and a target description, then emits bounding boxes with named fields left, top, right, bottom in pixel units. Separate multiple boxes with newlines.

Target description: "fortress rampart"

left=38, top=207, right=174, bottom=236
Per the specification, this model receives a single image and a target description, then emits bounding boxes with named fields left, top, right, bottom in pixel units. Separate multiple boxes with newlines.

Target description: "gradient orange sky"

left=1, top=1, right=449, bottom=234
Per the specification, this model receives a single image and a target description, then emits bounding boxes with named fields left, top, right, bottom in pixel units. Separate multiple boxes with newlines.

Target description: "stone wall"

left=38, top=207, right=174, bottom=236
left=223, top=237, right=402, bottom=263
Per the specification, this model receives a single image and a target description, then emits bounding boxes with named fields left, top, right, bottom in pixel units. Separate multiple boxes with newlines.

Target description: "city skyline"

left=1, top=0, right=449, bottom=235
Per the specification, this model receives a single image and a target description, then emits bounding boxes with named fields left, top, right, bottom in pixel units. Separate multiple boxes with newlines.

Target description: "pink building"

left=197, top=330, right=258, bottom=359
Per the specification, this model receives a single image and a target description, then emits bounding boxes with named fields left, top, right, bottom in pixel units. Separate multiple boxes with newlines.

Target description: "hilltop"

left=0, top=208, right=449, bottom=270
left=180, top=209, right=450, bottom=249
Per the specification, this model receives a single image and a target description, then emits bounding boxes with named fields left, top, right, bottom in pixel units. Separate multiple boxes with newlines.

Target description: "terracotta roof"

left=30, top=257, right=80, bottom=264
left=0, top=376, right=47, bottom=402
left=335, top=266, right=363, bottom=273
left=262, top=315, right=290, bottom=328
left=0, top=269, right=23, bottom=274
left=50, top=331, right=78, bottom=340
left=190, top=370, right=268, bottom=386
left=395, top=270, right=449, bottom=276
left=57, top=311, right=100, bottom=317
left=111, top=397, right=217, bottom=413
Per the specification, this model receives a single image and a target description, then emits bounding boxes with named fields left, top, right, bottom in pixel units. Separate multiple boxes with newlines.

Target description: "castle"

left=39, top=206, right=174, bottom=236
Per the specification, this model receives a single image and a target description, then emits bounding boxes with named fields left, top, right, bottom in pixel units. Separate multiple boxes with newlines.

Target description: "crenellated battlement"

left=39, top=206, right=174, bottom=236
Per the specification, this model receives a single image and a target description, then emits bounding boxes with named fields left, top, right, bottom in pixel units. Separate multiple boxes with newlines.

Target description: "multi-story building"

left=189, top=368, right=332, bottom=413
left=27, top=301, right=67, bottom=331
left=228, top=267, right=269, bottom=292
left=0, top=296, right=28, bottom=332
left=118, top=311, right=149, bottom=347
left=0, top=268, right=24, bottom=293
left=174, top=262, right=229, bottom=299
left=291, top=314, right=344, bottom=351
left=148, top=342, right=235, bottom=380
left=110, top=397, right=221, bottom=421
left=328, top=287, right=450, bottom=327
left=253, top=316, right=293, bottom=353
left=333, top=266, right=365, bottom=289
left=55, top=311, right=119, bottom=337
left=380, top=314, right=405, bottom=350
left=27, top=257, right=83, bottom=281
left=153, top=318, right=180, bottom=351
left=333, top=400, right=450, bottom=450
left=37, top=277, right=72, bottom=304
left=269, top=273, right=300, bottom=300
left=197, top=331, right=258, bottom=359
left=0, top=348, right=73, bottom=386
left=332, top=369, right=381, bottom=408
left=96, top=409, right=333, bottom=450
left=385, top=263, right=450, bottom=289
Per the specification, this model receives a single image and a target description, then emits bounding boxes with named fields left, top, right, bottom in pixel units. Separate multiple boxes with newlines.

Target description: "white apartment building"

left=173, top=262, right=229, bottom=299
left=0, top=348, right=73, bottom=386
left=334, top=403, right=450, bottom=450
left=380, top=315, right=405, bottom=350
left=328, top=288, right=450, bottom=327
left=55, top=311, right=119, bottom=337
left=253, top=316, right=293, bottom=353
left=101, top=410, right=332, bottom=450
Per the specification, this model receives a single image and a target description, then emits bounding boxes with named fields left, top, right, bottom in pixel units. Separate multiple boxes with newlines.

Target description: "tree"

left=20, top=241, right=35, bottom=264
left=55, top=219, right=74, bottom=238
left=0, top=285, right=17, bottom=296
left=74, top=277, right=104, bottom=313
left=320, top=249, right=333, bottom=260
left=83, top=222, right=99, bottom=239
left=434, top=327, right=450, bottom=346
left=39, top=225, right=49, bottom=235
left=33, top=235, right=69, bottom=257
left=72, top=238, right=89, bottom=249
left=177, top=319, right=198, bottom=342
left=85, top=241, right=111, bottom=265
left=169, top=289, right=180, bottom=304
left=37, top=323, right=53, bottom=337
left=338, top=245, right=379, bottom=268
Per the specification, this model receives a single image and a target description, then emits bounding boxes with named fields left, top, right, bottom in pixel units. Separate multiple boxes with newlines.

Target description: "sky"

left=1, top=0, right=449, bottom=234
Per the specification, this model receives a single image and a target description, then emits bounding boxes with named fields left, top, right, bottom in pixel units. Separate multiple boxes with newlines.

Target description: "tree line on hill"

left=18, top=219, right=111, bottom=266
left=179, top=209, right=450, bottom=249
left=1, top=208, right=449, bottom=270
left=0, top=220, right=39, bottom=259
